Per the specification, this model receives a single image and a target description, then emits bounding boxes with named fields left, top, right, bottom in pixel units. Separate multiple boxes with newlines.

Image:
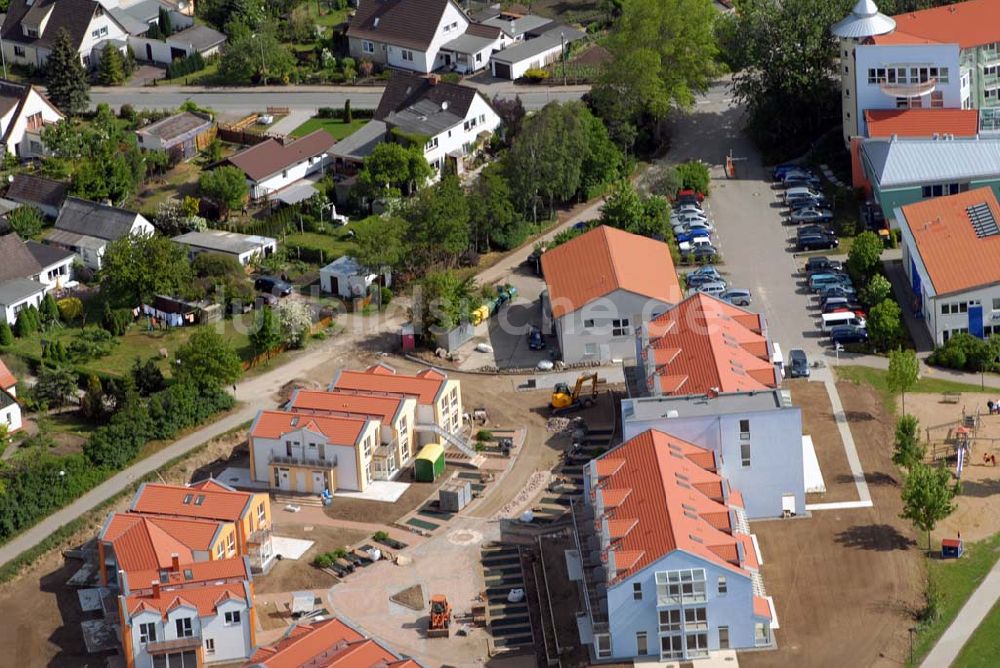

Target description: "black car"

left=805, top=256, right=843, bottom=274
left=254, top=276, right=293, bottom=296
left=830, top=324, right=869, bottom=345
left=798, top=233, right=839, bottom=251
left=528, top=328, right=546, bottom=350
left=688, top=245, right=719, bottom=262
left=797, top=224, right=836, bottom=238
left=788, top=349, right=809, bottom=378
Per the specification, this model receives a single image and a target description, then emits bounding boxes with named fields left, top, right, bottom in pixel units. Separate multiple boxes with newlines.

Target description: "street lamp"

left=251, top=33, right=267, bottom=85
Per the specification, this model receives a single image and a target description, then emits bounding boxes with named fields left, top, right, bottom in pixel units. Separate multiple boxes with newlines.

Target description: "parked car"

left=788, top=349, right=809, bottom=378
left=674, top=202, right=705, bottom=215
left=809, top=272, right=852, bottom=292
left=805, top=256, right=843, bottom=274
left=830, top=324, right=869, bottom=345
left=693, top=281, right=727, bottom=297
left=528, top=328, right=546, bottom=350
left=779, top=167, right=817, bottom=183
left=672, top=211, right=710, bottom=225
left=676, top=229, right=714, bottom=244
left=790, top=207, right=835, bottom=225
left=686, top=266, right=724, bottom=286
left=687, top=273, right=725, bottom=289
left=817, top=283, right=857, bottom=298
left=785, top=186, right=825, bottom=204
left=782, top=175, right=823, bottom=190
left=720, top=288, right=752, bottom=306
left=773, top=163, right=804, bottom=180
left=679, top=235, right=713, bottom=253
left=821, top=312, right=867, bottom=332
left=675, top=189, right=705, bottom=204
left=673, top=220, right=714, bottom=235
left=821, top=297, right=863, bottom=314
left=690, top=245, right=720, bottom=262
left=254, top=276, right=293, bottom=296
left=797, top=232, right=839, bottom=251
left=788, top=196, right=830, bottom=212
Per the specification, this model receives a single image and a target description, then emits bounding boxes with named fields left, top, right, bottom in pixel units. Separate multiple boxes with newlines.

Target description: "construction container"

left=400, top=323, right=415, bottom=351
left=439, top=480, right=472, bottom=512
left=414, top=443, right=445, bottom=482
left=471, top=305, right=489, bottom=326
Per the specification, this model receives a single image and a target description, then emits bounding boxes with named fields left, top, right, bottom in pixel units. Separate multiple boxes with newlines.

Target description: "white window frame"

left=176, top=617, right=193, bottom=638
left=139, top=622, right=157, bottom=644
left=718, top=575, right=727, bottom=595
left=632, top=582, right=642, bottom=600
left=612, top=318, right=630, bottom=337
left=205, top=637, right=215, bottom=655
left=719, top=625, right=730, bottom=649
left=595, top=633, right=612, bottom=659
left=224, top=610, right=241, bottom=626
left=741, top=442, right=751, bottom=468
left=362, top=41, right=375, bottom=54
left=401, top=49, right=414, bottom=62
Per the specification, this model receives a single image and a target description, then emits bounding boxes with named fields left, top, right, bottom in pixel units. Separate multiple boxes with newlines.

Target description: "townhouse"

left=0, top=232, right=74, bottom=324
left=46, top=197, right=155, bottom=270
left=540, top=226, right=683, bottom=365
left=244, top=617, right=420, bottom=667
left=570, top=430, right=774, bottom=662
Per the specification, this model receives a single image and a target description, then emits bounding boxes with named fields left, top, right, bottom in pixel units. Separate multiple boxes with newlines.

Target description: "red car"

left=675, top=188, right=705, bottom=203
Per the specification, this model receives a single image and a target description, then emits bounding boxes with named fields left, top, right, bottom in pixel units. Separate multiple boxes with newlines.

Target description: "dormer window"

left=25, top=28, right=38, bottom=38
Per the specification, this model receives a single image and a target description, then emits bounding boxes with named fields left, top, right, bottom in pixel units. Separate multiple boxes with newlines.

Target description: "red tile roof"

left=899, top=187, right=1000, bottom=296
left=227, top=129, right=336, bottom=182
left=541, top=225, right=682, bottom=318
left=128, top=582, right=247, bottom=619
left=753, top=595, right=772, bottom=620
left=251, top=409, right=368, bottom=445
left=131, top=482, right=252, bottom=522
left=0, top=359, right=15, bottom=390
left=864, top=109, right=979, bottom=138
left=126, top=557, right=249, bottom=593
left=245, top=618, right=417, bottom=668
left=101, top=513, right=222, bottom=573
left=287, top=390, right=405, bottom=424
left=641, top=293, right=776, bottom=396
left=592, top=430, right=751, bottom=583
left=874, top=0, right=1000, bottom=49
left=331, top=364, right=447, bottom=406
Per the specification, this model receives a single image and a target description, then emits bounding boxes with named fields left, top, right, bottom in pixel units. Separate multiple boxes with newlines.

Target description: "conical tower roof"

left=831, top=0, right=896, bottom=39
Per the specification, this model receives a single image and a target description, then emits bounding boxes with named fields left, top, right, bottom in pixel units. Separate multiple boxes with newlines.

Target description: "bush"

left=379, top=286, right=393, bottom=306
left=57, top=297, right=84, bottom=323
left=373, top=530, right=389, bottom=541
left=166, top=52, right=205, bottom=80
left=928, top=332, right=1000, bottom=372
left=317, top=106, right=337, bottom=119
left=0, top=322, right=12, bottom=346
left=14, top=305, right=40, bottom=338
left=476, top=429, right=493, bottom=441
left=522, top=68, right=550, bottom=83
left=676, top=161, right=711, bottom=195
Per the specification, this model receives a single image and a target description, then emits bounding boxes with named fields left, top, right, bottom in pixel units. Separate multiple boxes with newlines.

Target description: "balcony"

left=145, top=636, right=202, bottom=654
left=879, top=77, right=936, bottom=97
left=269, top=454, right=336, bottom=469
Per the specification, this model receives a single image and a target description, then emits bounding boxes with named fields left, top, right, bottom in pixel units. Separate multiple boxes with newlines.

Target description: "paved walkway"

left=268, top=108, right=314, bottom=136
left=920, top=557, right=1000, bottom=667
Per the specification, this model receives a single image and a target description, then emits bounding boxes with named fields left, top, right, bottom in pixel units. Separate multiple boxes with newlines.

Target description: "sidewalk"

left=920, top=557, right=1000, bottom=667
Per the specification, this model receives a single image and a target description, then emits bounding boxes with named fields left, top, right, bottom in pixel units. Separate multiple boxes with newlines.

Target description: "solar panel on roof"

left=967, top=203, right=1000, bottom=238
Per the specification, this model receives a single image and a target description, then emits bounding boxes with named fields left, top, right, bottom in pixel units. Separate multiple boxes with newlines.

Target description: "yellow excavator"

left=550, top=374, right=604, bottom=415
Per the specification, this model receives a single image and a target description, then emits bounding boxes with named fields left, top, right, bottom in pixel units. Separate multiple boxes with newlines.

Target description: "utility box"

left=401, top=323, right=415, bottom=351
left=414, top=443, right=445, bottom=482
left=439, top=480, right=472, bottom=512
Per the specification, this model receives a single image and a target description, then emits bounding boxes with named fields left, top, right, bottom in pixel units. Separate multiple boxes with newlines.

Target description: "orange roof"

left=753, top=595, right=772, bottom=620
left=642, top=293, right=776, bottom=396
left=251, top=410, right=368, bottom=445
left=870, top=29, right=941, bottom=45
left=101, top=513, right=222, bottom=573
left=331, top=364, right=447, bottom=405
left=0, top=359, right=15, bottom=390
left=592, top=430, right=751, bottom=583
left=875, top=0, right=1000, bottom=49
left=287, top=389, right=404, bottom=424
left=127, top=581, right=247, bottom=619
left=127, top=557, right=249, bottom=592
left=899, top=187, right=1000, bottom=296
left=131, top=482, right=252, bottom=522
left=245, top=618, right=414, bottom=668
left=540, top=225, right=682, bottom=318
left=864, top=109, right=979, bottom=138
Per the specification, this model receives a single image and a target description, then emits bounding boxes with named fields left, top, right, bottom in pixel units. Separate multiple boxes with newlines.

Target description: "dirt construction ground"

left=742, top=380, right=924, bottom=668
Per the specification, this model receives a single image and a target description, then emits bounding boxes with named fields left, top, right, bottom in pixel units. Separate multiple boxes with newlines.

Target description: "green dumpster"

left=415, top=443, right=445, bottom=482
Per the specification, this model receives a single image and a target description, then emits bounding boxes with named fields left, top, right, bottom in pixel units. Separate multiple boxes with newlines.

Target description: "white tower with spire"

left=831, top=0, right=897, bottom=146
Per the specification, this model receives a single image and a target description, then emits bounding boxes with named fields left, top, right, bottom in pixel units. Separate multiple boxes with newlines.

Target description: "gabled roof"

left=375, top=72, right=485, bottom=136
left=54, top=197, right=144, bottom=241
left=137, top=111, right=213, bottom=145
left=330, top=364, right=449, bottom=406
left=0, top=358, right=16, bottom=391
left=5, top=173, right=68, bottom=212
left=251, top=409, right=368, bottom=445
left=226, top=130, right=336, bottom=183
left=878, top=0, right=1000, bottom=49
left=864, top=109, right=980, bottom=139
left=591, top=430, right=753, bottom=583
left=0, top=277, right=44, bottom=305
left=26, top=240, right=73, bottom=269
left=0, top=232, right=42, bottom=282
left=167, top=24, right=227, bottom=52
left=130, top=481, right=253, bottom=522
left=541, top=225, right=682, bottom=318
left=287, top=389, right=405, bottom=425
left=246, top=617, right=419, bottom=668
left=861, top=137, right=1000, bottom=189
left=127, top=581, right=247, bottom=619
left=2, top=0, right=127, bottom=50
left=642, top=293, right=776, bottom=397
left=346, top=0, right=457, bottom=52
left=125, top=556, right=250, bottom=594
left=898, top=187, right=1000, bottom=296
left=100, top=514, right=201, bottom=573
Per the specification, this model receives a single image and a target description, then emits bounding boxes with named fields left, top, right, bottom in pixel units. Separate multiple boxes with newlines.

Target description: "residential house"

left=895, top=186, right=1000, bottom=344
left=224, top=130, right=336, bottom=202
left=5, top=173, right=68, bottom=219
left=128, top=480, right=274, bottom=574
left=46, top=196, right=155, bottom=269
left=319, top=255, right=390, bottom=299
left=345, top=0, right=471, bottom=73
left=0, top=278, right=43, bottom=326
left=130, top=23, right=226, bottom=66
left=172, top=230, right=277, bottom=266
left=328, top=119, right=389, bottom=171
left=329, top=363, right=464, bottom=446
left=117, top=557, right=257, bottom=668
left=0, top=232, right=74, bottom=324
left=244, top=617, right=421, bottom=668
left=286, top=389, right=418, bottom=477
left=136, top=111, right=215, bottom=160
left=248, top=410, right=380, bottom=494
left=0, top=359, right=21, bottom=434
left=439, top=23, right=504, bottom=74
left=372, top=72, right=501, bottom=175
left=569, top=429, right=774, bottom=662
left=540, top=226, right=683, bottom=365
left=0, top=0, right=131, bottom=69
left=0, top=79, right=63, bottom=158
left=489, top=28, right=583, bottom=80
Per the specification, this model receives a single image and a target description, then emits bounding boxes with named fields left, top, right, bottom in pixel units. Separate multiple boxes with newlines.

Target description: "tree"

left=99, top=232, right=194, bottom=307
left=199, top=166, right=249, bottom=219
left=0, top=322, right=12, bottom=346
left=80, top=374, right=106, bottom=422
left=414, top=270, right=477, bottom=337
left=847, top=231, right=885, bottom=281
left=406, top=174, right=470, bottom=267
left=344, top=98, right=352, bottom=123
left=868, top=299, right=903, bottom=351
left=45, top=29, right=90, bottom=114
left=593, top=0, right=718, bottom=130
left=6, top=205, right=43, bottom=239
left=249, top=306, right=282, bottom=361
left=34, top=364, right=77, bottom=408
left=14, top=305, right=39, bottom=337
left=218, top=21, right=295, bottom=84
left=887, top=348, right=919, bottom=414
left=57, top=297, right=83, bottom=323
left=41, top=293, right=60, bottom=325
left=860, top=274, right=893, bottom=309
left=158, top=6, right=174, bottom=36
left=357, top=142, right=432, bottom=200
left=892, top=414, right=924, bottom=470
left=276, top=300, right=312, bottom=348
left=98, top=43, right=127, bottom=86
left=900, top=461, right=955, bottom=550
left=175, top=328, right=242, bottom=389
left=352, top=216, right=407, bottom=275
left=468, top=163, right=520, bottom=251
left=601, top=180, right=644, bottom=230
left=491, top=95, right=526, bottom=141
left=651, top=166, right=683, bottom=198
left=131, top=357, right=165, bottom=396
left=579, top=112, right=624, bottom=198
left=676, top=161, right=711, bottom=194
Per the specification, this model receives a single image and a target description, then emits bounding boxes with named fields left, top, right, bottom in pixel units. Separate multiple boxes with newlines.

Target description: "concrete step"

left=490, top=614, right=531, bottom=628
left=273, top=493, right=323, bottom=508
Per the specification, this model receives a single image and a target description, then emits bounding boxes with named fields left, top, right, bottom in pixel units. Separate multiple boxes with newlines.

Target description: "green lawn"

left=299, top=3, right=350, bottom=29
left=835, top=365, right=987, bottom=417
left=291, top=117, right=368, bottom=140
left=285, top=229, right=358, bottom=261
left=908, top=532, right=1000, bottom=666
left=158, top=61, right=221, bottom=86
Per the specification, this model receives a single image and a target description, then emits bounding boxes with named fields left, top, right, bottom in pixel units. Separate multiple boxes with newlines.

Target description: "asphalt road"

left=90, top=84, right=589, bottom=114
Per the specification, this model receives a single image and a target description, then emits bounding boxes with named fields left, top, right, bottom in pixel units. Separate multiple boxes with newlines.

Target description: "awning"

left=273, top=181, right=318, bottom=206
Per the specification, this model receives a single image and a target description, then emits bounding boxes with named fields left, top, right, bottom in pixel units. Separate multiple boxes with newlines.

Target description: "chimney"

left=151, top=580, right=160, bottom=598
left=171, top=553, right=180, bottom=572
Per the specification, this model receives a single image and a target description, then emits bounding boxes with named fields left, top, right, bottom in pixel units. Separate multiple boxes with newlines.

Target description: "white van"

left=821, top=312, right=866, bottom=332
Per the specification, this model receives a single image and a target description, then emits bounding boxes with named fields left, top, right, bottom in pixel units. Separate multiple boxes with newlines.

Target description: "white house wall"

left=251, top=156, right=327, bottom=200
left=1, top=402, right=21, bottom=433
left=494, top=42, right=565, bottom=80
left=556, top=290, right=673, bottom=365
left=423, top=93, right=500, bottom=169
left=200, top=598, right=253, bottom=664
left=78, top=10, right=131, bottom=67
left=128, top=36, right=186, bottom=65
left=0, top=289, right=44, bottom=325
left=0, top=87, right=63, bottom=157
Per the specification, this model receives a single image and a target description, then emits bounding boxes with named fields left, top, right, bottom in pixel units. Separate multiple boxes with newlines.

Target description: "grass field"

left=954, top=597, right=1000, bottom=667
left=291, top=117, right=368, bottom=140
left=835, top=365, right=987, bottom=416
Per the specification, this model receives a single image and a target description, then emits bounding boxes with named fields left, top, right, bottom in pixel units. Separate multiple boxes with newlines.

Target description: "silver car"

left=720, top=289, right=752, bottom=306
